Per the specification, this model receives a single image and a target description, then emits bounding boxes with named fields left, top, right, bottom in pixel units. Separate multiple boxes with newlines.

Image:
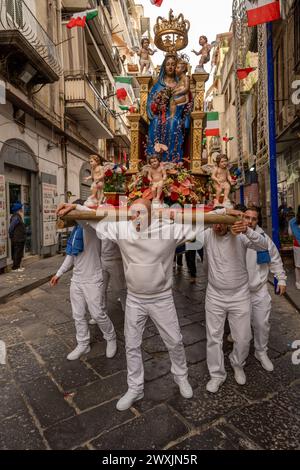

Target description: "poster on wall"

left=0, top=175, right=7, bottom=259
left=42, top=182, right=58, bottom=247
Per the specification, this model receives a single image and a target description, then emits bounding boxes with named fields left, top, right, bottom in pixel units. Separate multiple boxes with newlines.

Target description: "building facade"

left=0, top=0, right=145, bottom=271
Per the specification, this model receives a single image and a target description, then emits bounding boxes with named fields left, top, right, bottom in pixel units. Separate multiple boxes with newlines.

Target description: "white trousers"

left=251, top=284, right=272, bottom=353
left=101, top=259, right=127, bottom=313
left=125, top=292, right=188, bottom=393
left=70, top=281, right=116, bottom=347
left=205, top=290, right=252, bottom=379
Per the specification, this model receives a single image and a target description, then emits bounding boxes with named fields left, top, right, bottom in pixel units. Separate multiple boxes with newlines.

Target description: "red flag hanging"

left=246, top=1, right=281, bottom=27
left=237, top=67, right=256, bottom=80
left=150, top=0, right=164, bottom=6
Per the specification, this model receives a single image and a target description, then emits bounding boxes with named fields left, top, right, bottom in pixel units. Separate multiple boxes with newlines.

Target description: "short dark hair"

left=234, top=204, right=247, bottom=212
left=200, top=35, right=208, bottom=42
left=149, top=155, right=160, bottom=163
left=141, top=38, right=149, bottom=46
left=245, top=205, right=260, bottom=216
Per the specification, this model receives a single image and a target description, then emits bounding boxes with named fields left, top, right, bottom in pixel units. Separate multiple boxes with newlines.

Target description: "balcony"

left=65, top=75, right=114, bottom=139
left=0, top=0, right=62, bottom=85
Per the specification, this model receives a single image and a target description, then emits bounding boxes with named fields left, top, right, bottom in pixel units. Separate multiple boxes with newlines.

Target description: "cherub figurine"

left=147, top=155, right=167, bottom=202
left=137, top=38, right=157, bottom=75
left=171, top=58, right=190, bottom=115
left=211, top=154, right=235, bottom=206
left=192, top=35, right=212, bottom=73
left=84, top=155, right=105, bottom=207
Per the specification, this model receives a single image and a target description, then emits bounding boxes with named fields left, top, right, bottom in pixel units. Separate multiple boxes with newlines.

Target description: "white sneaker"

left=206, top=377, right=226, bottom=394
left=116, top=389, right=144, bottom=411
left=17, top=268, right=25, bottom=272
left=231, top=365, right=246, bottom=385
left=67, top=344, right=90, bottom=361
left=227, top=334, right=234, bottom=343
left=106, top=339, right=117, bottom=358
left=255, top=351, right=274, bottom=372
left=89, top=318, right=97, bottom=325
left=174, top=377, right=193, bottom=399
left=296, top=282, right=300, bottom=290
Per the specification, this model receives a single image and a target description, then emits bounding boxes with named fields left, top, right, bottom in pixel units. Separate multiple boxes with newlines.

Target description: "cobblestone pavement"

left=0, top=261, right=300, bottom=450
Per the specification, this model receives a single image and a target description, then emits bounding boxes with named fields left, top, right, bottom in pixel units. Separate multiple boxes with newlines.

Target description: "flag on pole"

left=223, top=136, right=234, bottom=143
left=150, top=0, right=164, bottom=6
left=66, top=9, right=98, bottom=29
left=237, top=67, right=256, bottom=80
left=115, top=76, right=133, bottom=103
left=205, top=112, right=220, bottom=137
left=246, top=1, right=281, bottom=27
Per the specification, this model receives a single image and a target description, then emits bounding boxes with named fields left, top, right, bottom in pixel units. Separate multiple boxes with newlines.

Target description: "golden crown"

left=154, top=9, right=190, bottom=53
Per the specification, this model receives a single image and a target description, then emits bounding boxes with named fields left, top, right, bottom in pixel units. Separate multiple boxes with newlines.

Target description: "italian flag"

left=246, top=1, right=281, bottom=27
left=66, top=9, right=98, bottom=29
left=205, top=112, right=220, bottom=137
left=115, top=76, right=133, bottom=102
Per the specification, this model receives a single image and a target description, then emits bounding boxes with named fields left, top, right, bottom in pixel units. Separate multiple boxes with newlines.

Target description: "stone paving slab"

left=0, top=262, right=299, bottom=450
left=0, top=411, right=47, bottom=450
left=73, top=371, right=127, bottom=411
left=20, top=376, right=76, bottom=428
left=44, top=400, right=135, bottom=450
left=227, top=400, right=300, bottom=450
left=170, top=424, right=260, bottom=450
left=91, top=404, right=189, bottom=450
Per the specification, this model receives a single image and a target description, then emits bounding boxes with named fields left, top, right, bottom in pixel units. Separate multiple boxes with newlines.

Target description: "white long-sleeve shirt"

left=75, top=204, right=211, bottom=298
left=101, top=239, right=122, bottom=262
left=204, top=227, right=269, bottom=300
left=246, top=225, right=286, bottom=292
left=56, top=224, right=102, bottom=284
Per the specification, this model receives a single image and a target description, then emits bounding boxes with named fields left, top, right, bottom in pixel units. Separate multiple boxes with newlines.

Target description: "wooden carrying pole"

left=57, top=209, right=238, bottom=229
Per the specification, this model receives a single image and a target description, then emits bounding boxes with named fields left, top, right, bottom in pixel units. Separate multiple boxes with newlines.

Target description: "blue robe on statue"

left=146, top=64, right=191, bottom=163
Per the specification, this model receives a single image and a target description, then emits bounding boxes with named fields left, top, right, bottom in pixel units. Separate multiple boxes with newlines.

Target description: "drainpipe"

left=62, top=137, right=68, bottom=203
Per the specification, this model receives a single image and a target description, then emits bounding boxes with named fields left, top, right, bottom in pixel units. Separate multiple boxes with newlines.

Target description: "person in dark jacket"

left=9, top=202, right=26, bottom=272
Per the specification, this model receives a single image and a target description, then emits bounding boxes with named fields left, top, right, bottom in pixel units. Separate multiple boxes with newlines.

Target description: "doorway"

left=8, top=180, right=32, bottom=256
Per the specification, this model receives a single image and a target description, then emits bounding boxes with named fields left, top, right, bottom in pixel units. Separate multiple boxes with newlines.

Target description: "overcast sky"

left=136, top=0, right=233, bottom=71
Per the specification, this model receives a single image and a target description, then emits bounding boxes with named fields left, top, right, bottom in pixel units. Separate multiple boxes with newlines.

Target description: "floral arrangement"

left=103, top=162, right=127, bottom=194
left=128, top=162, right=205, bottom=206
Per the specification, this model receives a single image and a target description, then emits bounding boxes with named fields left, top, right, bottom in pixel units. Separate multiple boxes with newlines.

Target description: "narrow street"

left=0, top=261, right=299, bottom=450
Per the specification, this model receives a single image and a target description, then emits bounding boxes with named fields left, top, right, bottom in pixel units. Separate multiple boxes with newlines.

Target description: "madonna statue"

left=146, top=53, right=192, bottom=162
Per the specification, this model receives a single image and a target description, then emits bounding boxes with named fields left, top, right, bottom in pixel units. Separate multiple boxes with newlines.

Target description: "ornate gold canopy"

left=154, top=9, right=190, bottom=53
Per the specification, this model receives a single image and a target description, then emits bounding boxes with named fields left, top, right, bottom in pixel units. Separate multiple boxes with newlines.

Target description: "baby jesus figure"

left=192, top=35, right=212, bottom=73
left=84, top=155, right=105, bottom=207
left=171, top=58, right=190, bottom=116
left=147, top=155, right=167, bottom=202
left=137, top=38, right=157, bottom=75
left=211, top=154, right=235, bottom=206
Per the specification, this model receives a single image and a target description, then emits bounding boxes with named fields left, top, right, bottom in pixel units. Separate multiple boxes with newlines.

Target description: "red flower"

left=170, top=192, right=179, bottom=202
left=116, top=88, right=128, bottom=101
left=105, top=169, right=113, bottom=177
left=151, top=102, right=159, bottom=114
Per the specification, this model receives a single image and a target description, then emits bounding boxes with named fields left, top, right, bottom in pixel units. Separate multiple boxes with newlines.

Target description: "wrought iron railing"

left=0, top=0, right=62, bottom=76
